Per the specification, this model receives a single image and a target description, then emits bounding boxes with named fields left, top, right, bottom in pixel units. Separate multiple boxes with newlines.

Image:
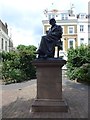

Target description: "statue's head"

left=49, top=18, right=56, bottom=26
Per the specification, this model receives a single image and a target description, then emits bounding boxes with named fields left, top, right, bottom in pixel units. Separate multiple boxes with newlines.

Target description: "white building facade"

left=77, top=13, right=89, bottom=46
left=0, top=20, right=13, bottom=52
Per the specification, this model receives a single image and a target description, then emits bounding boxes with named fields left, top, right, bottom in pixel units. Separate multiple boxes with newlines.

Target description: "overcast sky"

left=0, top=0, right=90, bottom=48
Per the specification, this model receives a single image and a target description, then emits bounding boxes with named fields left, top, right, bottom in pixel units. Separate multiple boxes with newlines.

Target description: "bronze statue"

left=36, top=18, right=63, bottom=59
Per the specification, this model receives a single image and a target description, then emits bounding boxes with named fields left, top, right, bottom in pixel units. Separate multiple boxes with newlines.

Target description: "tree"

left=1, top=45, right=37, bottom=84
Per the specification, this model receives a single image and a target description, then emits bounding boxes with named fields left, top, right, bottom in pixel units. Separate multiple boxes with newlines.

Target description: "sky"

left=0, top=0, right=90, bottom=48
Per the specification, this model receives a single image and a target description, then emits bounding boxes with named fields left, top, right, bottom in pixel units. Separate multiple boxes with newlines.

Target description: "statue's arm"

left=49, top=26, right=63, bottom=37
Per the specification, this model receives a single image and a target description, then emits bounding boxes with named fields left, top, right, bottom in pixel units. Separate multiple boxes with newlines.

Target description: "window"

left=80, top=25, right=84, bottom=32
left=80, top=38, right=84, bottom=45
left=61, top=14, right=64, bottom=20
left=68, top=39, right=75, bottom=49
left=68, top=26, right=74, bottom=34
left=80, top=14, right=85, bottom=18
left=52, top=14, right=55, bottom=18
left=61, top=13, right=68, bottom=20
left=48, top=14, right=55, bottom=20
left=88, top=25, right=90, bottom=32
left=1, top=38, right=4, bottom=50
left=69, top=27, right=73, bottom=33
left=5, top=41, right=7, bottom=51
left=69, top=41, right=73, bottom=48
left=48, top=14, right=51, bottom=20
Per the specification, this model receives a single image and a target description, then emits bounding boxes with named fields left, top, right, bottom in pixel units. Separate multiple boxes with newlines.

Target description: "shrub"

left=66, top=45, right=90, bottom=83
left=1, top=45, right=37, bottom=84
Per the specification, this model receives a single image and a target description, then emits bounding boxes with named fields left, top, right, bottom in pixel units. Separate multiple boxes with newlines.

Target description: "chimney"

left=5, top=22, right=8, bottom=29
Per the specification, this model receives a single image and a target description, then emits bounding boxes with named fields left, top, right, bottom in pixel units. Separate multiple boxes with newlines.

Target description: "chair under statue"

left=54, top=40, right=63, bottom=58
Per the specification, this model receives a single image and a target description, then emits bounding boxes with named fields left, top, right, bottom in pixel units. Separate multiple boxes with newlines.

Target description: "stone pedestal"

left=31, top=59, right=68, bottom=112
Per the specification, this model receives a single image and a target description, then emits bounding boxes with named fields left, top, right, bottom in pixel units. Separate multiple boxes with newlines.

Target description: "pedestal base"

left=31, top=99, right=68, bottom=112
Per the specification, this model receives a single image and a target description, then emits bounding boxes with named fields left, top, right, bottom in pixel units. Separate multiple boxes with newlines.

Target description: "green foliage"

left=1, top=45, right=37, bottom=84
left=66, top=45, right=90, bottom=83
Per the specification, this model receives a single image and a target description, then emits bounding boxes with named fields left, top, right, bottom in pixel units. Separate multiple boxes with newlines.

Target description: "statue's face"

left=50, top=21, right=55, bottom=26
left=49, top=19, right=56, bottom=26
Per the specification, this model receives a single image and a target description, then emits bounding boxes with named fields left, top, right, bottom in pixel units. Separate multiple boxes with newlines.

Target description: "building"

left=42, top=5, right=90, bottom=60
left=77, top=13, right=89, bottom=46
left=0, top=20, right=13, bottom=52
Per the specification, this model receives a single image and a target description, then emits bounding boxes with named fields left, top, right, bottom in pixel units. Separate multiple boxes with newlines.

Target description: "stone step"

left=31, top=99, right=68, bottom=112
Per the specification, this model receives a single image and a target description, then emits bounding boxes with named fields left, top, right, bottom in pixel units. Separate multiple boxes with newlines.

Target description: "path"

left=1, top=74, right=89, bottom=119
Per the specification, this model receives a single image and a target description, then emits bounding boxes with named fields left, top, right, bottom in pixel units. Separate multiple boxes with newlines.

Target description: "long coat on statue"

left=38, top=24, right=63, bottom=57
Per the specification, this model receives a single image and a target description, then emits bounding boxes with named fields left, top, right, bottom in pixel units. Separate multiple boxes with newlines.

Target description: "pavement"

left=1, top=72, right=89, bottom=119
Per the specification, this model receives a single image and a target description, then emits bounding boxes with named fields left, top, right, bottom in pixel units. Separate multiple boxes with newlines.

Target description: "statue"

left=36, top=18, right=63, bottom=59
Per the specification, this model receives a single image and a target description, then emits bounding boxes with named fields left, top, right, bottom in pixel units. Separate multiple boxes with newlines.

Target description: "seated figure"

left=37, top=18, right=63, bottom=59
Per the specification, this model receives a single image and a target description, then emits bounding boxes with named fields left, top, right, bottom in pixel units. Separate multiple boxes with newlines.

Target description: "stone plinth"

left=31, top=59, right=68, bottom=112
